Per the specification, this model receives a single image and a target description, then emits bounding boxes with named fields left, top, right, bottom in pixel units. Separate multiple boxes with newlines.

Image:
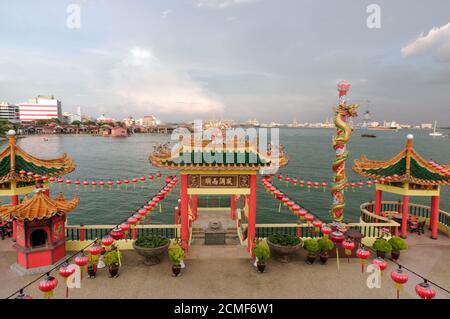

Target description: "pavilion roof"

left=352, top=136, right=450, bottom=186
left=1, top=191, right=79, bottom=221
left=0, top=134, right=75, bottom=184
left=149, top=139, right=289, bottom=171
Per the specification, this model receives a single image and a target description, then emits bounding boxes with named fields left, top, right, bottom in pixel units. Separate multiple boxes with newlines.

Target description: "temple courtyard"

left=1, top=210, right=449, bottom=299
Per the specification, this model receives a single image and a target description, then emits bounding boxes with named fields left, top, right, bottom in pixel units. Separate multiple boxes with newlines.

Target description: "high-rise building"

left=0, top=102, right=19, bottom=122
left=17, top=95, right=62, bottom=122
left=141, top=115, right=158, bottom=127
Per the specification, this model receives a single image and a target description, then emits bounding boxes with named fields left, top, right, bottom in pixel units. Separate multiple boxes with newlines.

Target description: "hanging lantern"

left=27, top=172, right=34, bottom=178
left=134, top=213, right=143, bottom=223
left=156, top=172, right=162, bottom=178
left=41, top=175, right=48, bottom=182
left=119, top=223, right=130, bottom=237
left=148, top=175, right=154, bottom=181
left=322, top=182, right=328, bottom=192
left=291, top=179, right=298, bottom=187
left=285, top=176, right=290, bottom=187
left=305, top=214, right=314, bottom=223
left=49, top=176, right=55, bottom=183
left=277, top=175, right=283, bottom=182
left=138, top=209, right=147, bottom=219
left=88, top=243, right=102, bottom=265
left=91, top=181, right=97, bottom=187
left=330, top=231, right=345, bottom=271
left=116, top=180, right=122, bottom=186
left=101, top=235, right=114, bottom=248
left=342, top=239, right=355, bottom=262
left=357, top=181, right=363, bottom=188
left=74, top=180, right=80, bottom=187
left=281, top=197, right=289, bottom=206
left=140, top=176, right=146, bottom=182
left=371, top=257, right=388, bottom=275
left=66, top=179, right=72, bottom=187
left=74, top=253, right=89, bottom=280
left=58, top=263, right=75, bottom=299
left=109, top=229, right=125, bottom=240
left=321, top=226, right=332, bottom=238
left=132, top=178, right=138, bottom=185
left=415, top=280, right=436, bottom=299
left=312, top=220, right=322, bottom=233
left=299, top=180, right=305, bottom=187
left=366, top=180, right=372, bottom=188
left=83, top=181, right=89, bottom=188
left=127, top=216, right=138, bottom=228
left=107, top=181, right=113, bottom=188
left=99, top=181, right=105, bottom=188
left=313, top=181, right=319, bottom=189
left=292, top=205, right=300, bottom=216
left=298, top=209, right=307, bottom=221
left=57, top=178, right=64, bottom=185
left=38, top=275, right=58, bottom=299
left=287, top=201, right=295, bottom=211
left=350, top=182, right=356, bottom=191
left=19, top=169, right=26, bottom=176
left=306, top=181, right=311, bottom=191
left=390, top=267, right=409, bottom=299
left=356, top=247, right=370, bottom=273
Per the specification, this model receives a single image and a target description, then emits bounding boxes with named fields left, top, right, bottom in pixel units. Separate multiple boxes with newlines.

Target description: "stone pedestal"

left=205, top=222, right=226, bottom=245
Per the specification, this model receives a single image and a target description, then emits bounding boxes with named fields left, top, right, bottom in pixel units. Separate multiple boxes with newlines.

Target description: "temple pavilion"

left=0, top=130, right=75, bottom=205
left=149, top=136, right=288, bottom=252
left=1, top=190, right=79, bottom=272
left=353, top=134, right=450, bottom=239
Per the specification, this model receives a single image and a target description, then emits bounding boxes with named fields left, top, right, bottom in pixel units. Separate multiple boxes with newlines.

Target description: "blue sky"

left=1, top=0, right=450, bottom=124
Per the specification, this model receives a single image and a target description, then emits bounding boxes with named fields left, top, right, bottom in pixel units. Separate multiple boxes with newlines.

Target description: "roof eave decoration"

left=1, top=191, right=80, bottom=221
left=352, top=136, right=450, bottom=186
left=0, top=133, right=76, bottom=184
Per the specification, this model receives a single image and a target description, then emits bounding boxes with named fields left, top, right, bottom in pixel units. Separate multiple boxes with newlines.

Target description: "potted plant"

left=372, top=238, right=392, bottom=259
left=104, top=246, right=121, bottom=278
left=133, top=236, right=170, bottom=265
left=266, top=234, right=302, bottom=262
left=388, top=236, right=408, bottom=260
left=168, top=241, right=185, bottom=277
left=303, top=238, right=319, bottom=264
left=253, top=239, right=270, bottom=273
left=317, top=237, right=334, bottom=264
left=87, top=255, right=97, bottom=278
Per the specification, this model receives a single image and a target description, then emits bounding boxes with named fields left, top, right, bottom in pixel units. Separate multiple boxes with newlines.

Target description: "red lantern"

left=27, top=172, right=33, bottom=177
left=312, top=220, right=322, bottom=233
left=321, top=226, right=332, bottom=237
left=116, top=180, right=122, bottom=185
left=101, top=235, right=114, bottom=247
left=132, top=178, right=138, bottom=184
left=99, top=180, right=105, bottom=186
left=138, top=209, right=147, bottom=217
left=49, top=176, right=55, bottom=183
left=74, top=253, right=89, bottom=278
left=356, top=247, right=370, bottom=272
left=366, top=181, right=372, bottom=188
left=313, top=181, right=319, bottom=189
left=330, top=231, right=345, bottom=271
left=342, top=239, right=355, bottom=262
left=88, top=243, right=102, bottom=256
left=306, top=181, right=311, bottom=191
left=287, top=201, right=295, bottom=210
left=38, top=275, right=58, bottom=299
left=83, top=181, right=89, bottom=186
left=140, top=176, right=146, bottom=182
left=357, top=181, right=363, bottom=188
left=66, top=179, right=72, bottom=185
left=321, top=182, right=327, bottom=192
left=107, top=181, right=113, bottom=187
left=281, top=197, right=289, bottom=206
left=156, top=172, right=162, bottom=178
left=415, top=280, right=436, bottom=299
left=119, top=223, right=130, bottom=235
left=298, top=209, right=307, bottom=221
left=148, top=175, right=154, bottom=180
left=58, top=263, right=75, bottom=298
left=127, top=216, right=138, bottom=228
left=91, top=181, right=97, bottom=186
left=371, top=257, right=388, bottom=274
left=19, top=169, right=26, bottom=175
left=305, top=214, right=314, bottom=223
left=110, top=227, right=124, bottom=240
left=390, top=267, right=409, bottom=299
left=299, top=180, right=305, bottom=187
left=74, top=180, right=80, bottom=186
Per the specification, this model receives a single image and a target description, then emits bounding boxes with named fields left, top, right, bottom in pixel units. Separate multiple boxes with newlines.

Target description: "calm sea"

left=3, top=129, right=449, bottom=225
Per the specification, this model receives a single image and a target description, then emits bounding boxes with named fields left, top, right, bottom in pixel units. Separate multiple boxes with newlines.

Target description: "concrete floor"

left=0, top=211, right=449, bottom=299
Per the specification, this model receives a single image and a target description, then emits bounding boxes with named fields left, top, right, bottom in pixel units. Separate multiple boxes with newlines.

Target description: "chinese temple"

left=1, top=190, right=79, bottom=273
left=150, top=136, right=288, bottom=253
left=0, top=130, right=75, bottom=205
left=353, top=134, right=450, bottom=239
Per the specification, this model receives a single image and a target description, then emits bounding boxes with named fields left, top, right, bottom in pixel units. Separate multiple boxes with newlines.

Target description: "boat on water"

left=429, top=121, right=443, bottom=137
left=361, top=133, right=376, bottom=138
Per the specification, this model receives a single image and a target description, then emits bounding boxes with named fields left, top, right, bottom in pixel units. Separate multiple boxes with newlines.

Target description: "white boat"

left=429, top=121, right=443, bottom=137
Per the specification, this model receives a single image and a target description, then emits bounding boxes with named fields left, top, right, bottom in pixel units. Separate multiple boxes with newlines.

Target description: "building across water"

left=0, top=102, right=19, bottom=122
left=17, top=95, right=62, bottom=122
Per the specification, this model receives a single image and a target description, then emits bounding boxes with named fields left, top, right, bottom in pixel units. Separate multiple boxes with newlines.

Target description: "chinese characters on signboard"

left=188, top=175, right=250, bottom=188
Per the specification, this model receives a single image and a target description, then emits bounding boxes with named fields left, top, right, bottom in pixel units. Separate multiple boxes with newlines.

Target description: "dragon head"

left=345, top=103, right=359, bottom=117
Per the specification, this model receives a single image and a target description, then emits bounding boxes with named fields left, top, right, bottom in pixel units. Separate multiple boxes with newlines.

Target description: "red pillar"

left=247, top=175, right=256, bottom=254
left=44, top=189, right=50, bottom=197
left=400, top=195, right=409, bottom=238
left=230, top=194, right=236, bottom=220
left=430, top=196, right=439, bottom=240
left=180, top=174, right=189, bottom=251
left=375, top=190, right=382, bottom=215
left=191, top=195, right=198, bottom=221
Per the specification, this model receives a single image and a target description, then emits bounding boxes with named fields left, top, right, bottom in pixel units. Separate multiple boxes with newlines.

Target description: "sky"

left=1, top=0, right=450, bottom=124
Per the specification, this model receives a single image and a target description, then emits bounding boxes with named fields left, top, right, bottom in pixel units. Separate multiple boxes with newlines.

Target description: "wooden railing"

left=360, top=201, right=450, bottom=237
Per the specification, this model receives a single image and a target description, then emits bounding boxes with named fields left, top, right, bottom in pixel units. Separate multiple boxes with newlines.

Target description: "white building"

left=123, top=116, right=135, bottom=127
left=421, top=123, right=433, bottom=129
left=63, top=107, right=82, bottom=124
left=17, top=95, right=62, bottom=122
left=97, top=114, right=115, bottom=123
left=141, top=115, right=159, bottom=127
left=0, top=102, right=19, bottom=122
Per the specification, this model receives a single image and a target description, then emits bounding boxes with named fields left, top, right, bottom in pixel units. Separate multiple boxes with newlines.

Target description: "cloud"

left=111, top=47, right=225, bottom=117
left=162, top=9, right=172, bottom=18
left=401, top=21, right=450, bottom=60
left=194, top=0, right=259, bottom=9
